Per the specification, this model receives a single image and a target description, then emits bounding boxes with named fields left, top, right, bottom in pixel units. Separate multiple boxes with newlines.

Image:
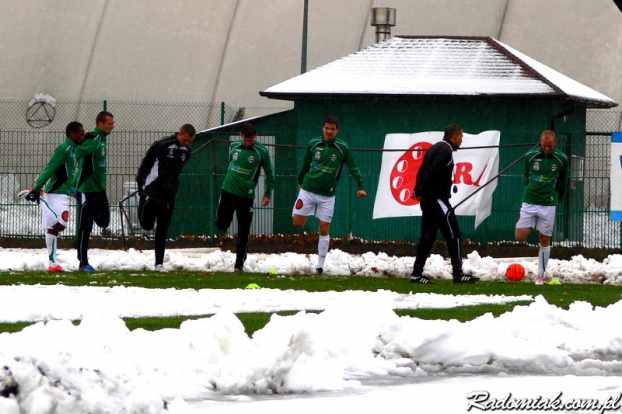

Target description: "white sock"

left=46, top=233, right=58, bottom=265
left=538, top=245, right=550, bottom=277
left=317, top=235, right=330, bottom=268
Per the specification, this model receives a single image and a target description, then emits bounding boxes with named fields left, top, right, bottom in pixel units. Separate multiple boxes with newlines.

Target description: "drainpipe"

left=301, top=0, right=309, bottom=73
left=497, top=0, right=511, bottom=40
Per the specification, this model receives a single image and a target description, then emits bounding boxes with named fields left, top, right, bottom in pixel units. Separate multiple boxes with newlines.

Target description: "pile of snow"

left=0, top=294, right=621, bottom=412
left=1, top=247, right=622, bottom=284
left=0, top=247, right=621, bottom=412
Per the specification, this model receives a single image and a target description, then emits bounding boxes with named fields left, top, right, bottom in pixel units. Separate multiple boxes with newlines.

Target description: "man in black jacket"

left=410, top=124, right=480, bottom=284
left=136, top=124, right=195, bottom=271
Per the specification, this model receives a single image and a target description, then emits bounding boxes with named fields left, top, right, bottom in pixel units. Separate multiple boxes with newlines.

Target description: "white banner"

left=373, top=131, right=500, bottom=228
left=611, top=132, right=622, bottom=221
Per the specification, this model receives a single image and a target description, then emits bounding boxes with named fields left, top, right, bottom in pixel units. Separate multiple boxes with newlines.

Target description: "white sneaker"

left=154, top=264, right=167, bottom=272
left=535, top=276, right=544, bottom=285
left=17, top=190, right=31, bottom=199
left=18, top=189, right=39, bottom=203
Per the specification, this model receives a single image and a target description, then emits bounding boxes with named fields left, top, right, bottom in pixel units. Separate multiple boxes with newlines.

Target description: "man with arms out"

left=74, top=111, right=114, bottom=271
left=293, top=115, right=366, bottom=274
left=216, top=123, right=274, bottom=272
left=515, top=130, right=569, bottom=285
left=19, top=122, right=85, bottom=271
left=136, top=124, right=196, bottom=271
left=410, top=124, right=479, bottom=284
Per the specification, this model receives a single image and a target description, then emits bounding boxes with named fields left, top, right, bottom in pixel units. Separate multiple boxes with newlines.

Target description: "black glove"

left=26, top=190, right=40, bottom=203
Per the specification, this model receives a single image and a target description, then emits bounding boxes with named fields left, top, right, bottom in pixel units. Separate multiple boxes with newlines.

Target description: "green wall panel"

left=172, top=97, right=586, bottom=246
left=293, top=97, right=586, bottom=243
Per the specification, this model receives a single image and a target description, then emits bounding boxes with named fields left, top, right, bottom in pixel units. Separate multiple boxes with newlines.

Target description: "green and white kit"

left=75, top=127, right=108, bottom=193
left=297, top=136, right=365, bottom=197
left=34, top=138, right=79, bottom=195
left=221, top=140, right=274, bottom=199
left=521, top=146, right=570, bottom=206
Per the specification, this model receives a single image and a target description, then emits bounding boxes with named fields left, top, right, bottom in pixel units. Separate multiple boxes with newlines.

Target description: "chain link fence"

left=3, top=99, right=245, bottom=132
left=582, top=109, right=622, bottom=248
left=0, top=100, right=243, bottom=239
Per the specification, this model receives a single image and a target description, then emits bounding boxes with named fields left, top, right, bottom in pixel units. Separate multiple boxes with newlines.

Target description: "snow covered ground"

left=2, top=246, right=622, bottom=284
left=0, top=247, right=621, bottom=413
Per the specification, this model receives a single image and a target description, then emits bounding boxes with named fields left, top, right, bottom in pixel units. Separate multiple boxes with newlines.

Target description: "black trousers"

left=138, top=195, right=175, bottom=266
left=412, top=197, right=463, bottom=278
left=77, top=191, right=110, bottom=267
left=215, top=190, right=254, bottom=269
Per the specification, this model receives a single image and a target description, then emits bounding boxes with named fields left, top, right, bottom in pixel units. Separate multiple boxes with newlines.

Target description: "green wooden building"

left=187, top=36, right=616, bottom=245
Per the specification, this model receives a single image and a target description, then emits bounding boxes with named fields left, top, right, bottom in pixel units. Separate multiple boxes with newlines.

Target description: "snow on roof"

left=261, top=36, right=617, bottom=108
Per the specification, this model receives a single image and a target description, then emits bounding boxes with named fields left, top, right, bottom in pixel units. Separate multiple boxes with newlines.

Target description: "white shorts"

left=292, top=188, right=335, bottom=223
left=40, top=193, right=70, bottom=229
left=516, top=202, right=556, bottom=237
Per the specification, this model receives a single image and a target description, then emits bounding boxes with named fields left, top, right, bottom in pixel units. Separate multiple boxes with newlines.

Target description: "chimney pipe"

left=370, top=8, right=396, bottom=43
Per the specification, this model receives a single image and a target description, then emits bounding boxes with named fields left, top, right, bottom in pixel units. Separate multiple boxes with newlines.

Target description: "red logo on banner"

left=389, top=142, right=432, bottom=206
left=454, top=162, right=488, bottom=186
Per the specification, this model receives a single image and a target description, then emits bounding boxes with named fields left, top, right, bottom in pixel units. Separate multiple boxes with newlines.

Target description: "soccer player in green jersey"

left=216, top=123, right=275, bottom=272
left=293, top=115, right=366, bottom=274
left=19, top=122, right=85, bottom=271
left=74, top=111, right=115, bottom=271
left=515, top=130, right=570, bottom=285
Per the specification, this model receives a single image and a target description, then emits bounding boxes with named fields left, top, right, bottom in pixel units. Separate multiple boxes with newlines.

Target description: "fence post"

left=212, top=136, right=219, bottom=241
left=221, top=102, right=225, bottom=125
left=103, top=100, right=108, bottom=111
left=348, top=172, right=353, bottom=242
left=75, top=201, right=80, bottom=250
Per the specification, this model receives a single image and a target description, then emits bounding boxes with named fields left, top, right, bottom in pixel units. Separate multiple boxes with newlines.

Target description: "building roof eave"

left=260, top=90, right=618, bottom=107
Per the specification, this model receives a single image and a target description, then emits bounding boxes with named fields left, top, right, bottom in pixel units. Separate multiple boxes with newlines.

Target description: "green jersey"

left=221, top=140, right=274, bottom=199
left=521, top=146, right=570, bottom=206
left=75, top=127, right=108, bottom=193
left=298, top=136, right=365, bottom=197
left=34, top=138, right=78, bottom=195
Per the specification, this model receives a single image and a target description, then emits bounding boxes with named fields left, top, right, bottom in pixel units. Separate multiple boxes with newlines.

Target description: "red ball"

left=506, top=263, right=525, bottom=281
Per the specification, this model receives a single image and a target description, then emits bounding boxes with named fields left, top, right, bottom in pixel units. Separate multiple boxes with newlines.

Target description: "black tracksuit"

left=411, top=138, right=464, bottom=278
left=136, top=134, right=192, bottom=266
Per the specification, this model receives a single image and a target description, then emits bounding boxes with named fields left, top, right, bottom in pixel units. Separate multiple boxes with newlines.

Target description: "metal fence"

left=3, top=99, right=244, bottom=132
left=0, top=105, right=621, bottom=248
left=582, top=109, right=622, bottom=248
left=0, top=99, right=241, bottom=238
